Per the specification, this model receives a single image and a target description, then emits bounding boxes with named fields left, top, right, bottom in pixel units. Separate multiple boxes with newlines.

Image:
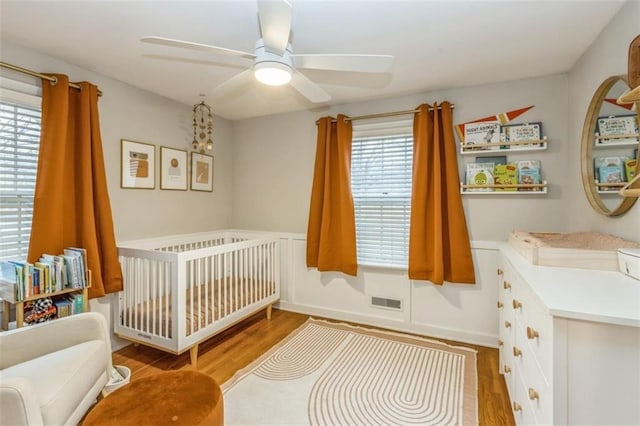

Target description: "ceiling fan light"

left=254, top=61, right=292, bottom=86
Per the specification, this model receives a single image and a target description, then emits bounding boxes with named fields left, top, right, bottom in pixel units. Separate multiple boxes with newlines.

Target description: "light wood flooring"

left=112, top=308, right=515, bottom=425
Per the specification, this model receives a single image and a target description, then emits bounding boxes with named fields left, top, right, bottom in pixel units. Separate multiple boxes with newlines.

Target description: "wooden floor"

left=112, top=308, right=515, bottom=425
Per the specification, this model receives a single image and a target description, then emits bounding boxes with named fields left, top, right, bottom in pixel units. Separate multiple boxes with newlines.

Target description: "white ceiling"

left=0, top=0, right=627, bottom=121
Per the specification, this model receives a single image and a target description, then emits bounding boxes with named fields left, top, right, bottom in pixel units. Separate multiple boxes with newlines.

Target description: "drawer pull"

left=504, top=365, right=511, bottom=373
left=503, top=281, right=511, bottom=290
left=504, top=321, right=512, bottom=329
left=512, top=299, right=523, bottom=309
left=497, top=268, right=503, bottom=275
left=513, top=402, right=522, bottom=412
left=497, top=301, right=504, bottom=309
left=528, top=388, right=539, bottom=401
left=498, top=339, right=504, bottom=347
left=513, top=346, right=522, bottom=357
left=527, top=326, right=539, bottom=339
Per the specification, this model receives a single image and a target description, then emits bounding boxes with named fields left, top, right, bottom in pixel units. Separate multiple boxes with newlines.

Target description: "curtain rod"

left=0, top=61, right=103, bottom=97
left=315, top=104, right=455, bottom=125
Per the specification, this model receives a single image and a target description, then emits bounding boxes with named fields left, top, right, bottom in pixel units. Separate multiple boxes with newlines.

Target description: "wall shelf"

left=593, top=138, right=639, bottom=149
left=460, top=137, right=547, bottom=156
left=460, top=181, right=548, bottom=195
left=593, top=131, right=639, bottom=148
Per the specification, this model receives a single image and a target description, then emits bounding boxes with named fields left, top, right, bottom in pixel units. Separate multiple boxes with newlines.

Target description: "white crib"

left=115, top=231, right=279, bottom=366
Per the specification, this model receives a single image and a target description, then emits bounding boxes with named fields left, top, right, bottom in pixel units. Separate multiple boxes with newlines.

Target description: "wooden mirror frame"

left=580, top=75, right=640, bottom=216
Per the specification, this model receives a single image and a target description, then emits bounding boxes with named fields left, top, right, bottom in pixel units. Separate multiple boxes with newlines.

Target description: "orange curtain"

left=27, top=74, right=123, bottom=298
left=306, top=115, right=357, bottom=276
left=409, top=102, right=475, bottom=284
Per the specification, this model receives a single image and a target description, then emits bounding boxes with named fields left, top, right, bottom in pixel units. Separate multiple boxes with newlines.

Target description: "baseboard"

left=275, top=301, right=499, bottom=348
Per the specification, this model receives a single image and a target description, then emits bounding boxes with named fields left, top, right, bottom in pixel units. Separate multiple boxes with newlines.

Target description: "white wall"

left=568, top=0, right=640, bottom=241
left=232, top=74, right=571, bottom=241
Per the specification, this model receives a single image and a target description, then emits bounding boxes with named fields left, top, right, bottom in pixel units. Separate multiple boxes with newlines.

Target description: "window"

left=0, top=85, right=42, bottom=260
left=351, top=121, right=413, bottom=268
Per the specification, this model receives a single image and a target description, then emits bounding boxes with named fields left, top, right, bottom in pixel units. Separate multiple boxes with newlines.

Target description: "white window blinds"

left=0, top=97, right=41, bottom=260
left=351, top=121, right=413, bottom=268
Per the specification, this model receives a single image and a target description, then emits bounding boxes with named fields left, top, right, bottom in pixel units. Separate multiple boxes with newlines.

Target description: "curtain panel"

left=28, top=74, right=123, bottom=298
left=409, top=103, right=475, bottom=284
left=306, top=115, right=358, bottom=276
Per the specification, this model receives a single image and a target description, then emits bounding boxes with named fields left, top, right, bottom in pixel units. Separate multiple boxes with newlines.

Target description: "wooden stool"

left=83, top=371, right=223, bottom=425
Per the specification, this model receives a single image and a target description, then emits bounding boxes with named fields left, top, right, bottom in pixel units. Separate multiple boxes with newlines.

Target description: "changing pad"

left=508, top=231, right=640, bottom=271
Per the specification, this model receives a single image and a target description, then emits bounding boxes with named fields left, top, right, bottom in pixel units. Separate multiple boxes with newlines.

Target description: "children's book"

left=466, top=162, right=495, bottom=192
left=516, top=160, right=541, bottom=191
left=464, top=122, right=501, bottom=150
left=625, top=159, right=637, bottom=183
left=494, top=164, right=518, bottom=192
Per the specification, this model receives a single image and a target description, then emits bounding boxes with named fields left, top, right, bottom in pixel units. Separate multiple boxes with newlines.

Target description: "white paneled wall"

left=263, top=231, right=500, bottom=347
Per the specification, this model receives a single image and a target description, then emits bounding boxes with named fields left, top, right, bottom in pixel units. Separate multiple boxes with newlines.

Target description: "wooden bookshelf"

left=0, top=270, right=90, bottom=330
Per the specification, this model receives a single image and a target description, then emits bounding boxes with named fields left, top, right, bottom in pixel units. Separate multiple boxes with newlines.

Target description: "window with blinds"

left=0, top=99, right=41, bottom=260
left=351, top=124, right=413, bottom=268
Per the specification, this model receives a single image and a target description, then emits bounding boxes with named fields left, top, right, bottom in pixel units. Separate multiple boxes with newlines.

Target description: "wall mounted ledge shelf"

left=460, top=137, right=548, bottom=156
left=593, top=137, right=639, bottom=148
left=460, top=181, right=548, bottom=195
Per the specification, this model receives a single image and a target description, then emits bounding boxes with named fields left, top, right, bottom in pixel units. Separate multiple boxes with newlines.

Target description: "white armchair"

left=0, top=312, right=112, bottom=426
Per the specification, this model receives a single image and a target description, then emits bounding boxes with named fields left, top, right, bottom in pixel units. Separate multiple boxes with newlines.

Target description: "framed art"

left=160, top=147, right=188, bottom=190
left=191, top=152, right=213, bottom=192
left=121, top=139, right=155, bottom=189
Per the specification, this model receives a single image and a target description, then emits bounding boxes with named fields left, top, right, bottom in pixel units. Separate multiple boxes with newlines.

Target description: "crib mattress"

left=122, top=278, right=275, bottom=338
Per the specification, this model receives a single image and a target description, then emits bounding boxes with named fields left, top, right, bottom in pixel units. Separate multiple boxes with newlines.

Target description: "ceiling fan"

left=141, top=0, right=393, bottom=103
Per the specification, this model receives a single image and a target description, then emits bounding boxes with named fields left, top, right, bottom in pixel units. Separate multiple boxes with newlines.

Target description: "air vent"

left=370, top=296, right=403, bottom=311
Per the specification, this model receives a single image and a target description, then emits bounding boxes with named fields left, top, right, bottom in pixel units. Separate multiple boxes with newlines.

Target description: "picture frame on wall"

left=121, top=139, right=155, bottom=189
left=190, top=152, right=213, bottom=192
left=160, top=147, right=188, bottom=190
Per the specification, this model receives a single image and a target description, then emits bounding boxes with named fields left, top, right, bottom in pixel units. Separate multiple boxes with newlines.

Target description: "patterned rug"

left=222, top=319, right=478, bottom=425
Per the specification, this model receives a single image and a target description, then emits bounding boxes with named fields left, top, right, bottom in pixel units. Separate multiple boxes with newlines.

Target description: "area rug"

left=222, top=318, right=478, bottom=425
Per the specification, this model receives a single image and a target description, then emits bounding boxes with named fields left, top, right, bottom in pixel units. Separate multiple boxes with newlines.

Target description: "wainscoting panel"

left=272, top=232, right=500, bottom=348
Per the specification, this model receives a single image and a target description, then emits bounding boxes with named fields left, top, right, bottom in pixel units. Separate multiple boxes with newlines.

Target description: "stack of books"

left=0, top=247, right=89, bottom=301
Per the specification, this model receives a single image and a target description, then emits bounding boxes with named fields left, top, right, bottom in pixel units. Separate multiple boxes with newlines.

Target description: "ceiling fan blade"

left=257, top=0, right=292, bottom=55
left=290, top=71, right=331, bottom=103
left=211, top=69, right=254, bottom=99
left=141, top=36, right=255, bottom=60
left=292, top=54, right=394, bottom=73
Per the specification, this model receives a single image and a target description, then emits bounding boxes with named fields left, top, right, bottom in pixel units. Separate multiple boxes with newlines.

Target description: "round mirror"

left=581, top=75, right=640, bottom=216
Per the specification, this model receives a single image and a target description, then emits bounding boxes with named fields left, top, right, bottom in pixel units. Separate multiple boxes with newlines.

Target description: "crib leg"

left=266, top=304, right=272, bottom=320
left=189, top=345, right=199, bottom=367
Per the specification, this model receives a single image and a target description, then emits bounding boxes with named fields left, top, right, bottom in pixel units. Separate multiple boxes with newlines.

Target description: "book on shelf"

left=2, top=247, right=90, bottom=302
left=516, top=160, right=541, bottom=191
left=501, top=122, right=543, bottom=149
left=53, top=298, right=72, bottom=319
left=494, top=164, right=518, bottom=192
left=64, top=248, right=88, bottom=288
left=596, top=114, right=639, bottom=144
left=625, top=159, right=637, bottom=183
left=466, top=162, right=495, bottom=191
left=463, top=122, right=501, bottom=150
left=594, top=157, right=624, bottom=190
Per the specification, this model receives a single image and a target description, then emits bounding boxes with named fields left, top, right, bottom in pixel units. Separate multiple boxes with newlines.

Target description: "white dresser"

left=498, top=245, right=640, bottom=425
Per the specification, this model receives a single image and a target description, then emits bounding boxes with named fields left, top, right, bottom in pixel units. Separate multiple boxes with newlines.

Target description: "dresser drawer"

left=515, top=326, right=553, bottom=425
left=510, top=277, right=553, bottom=385
left=511, top=365, right=539, bottom=426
